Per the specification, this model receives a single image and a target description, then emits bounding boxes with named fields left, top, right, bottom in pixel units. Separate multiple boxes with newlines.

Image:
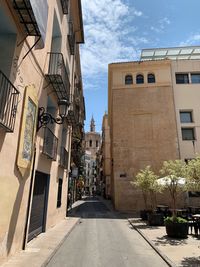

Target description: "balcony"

left=42, top=127, right=58, bottom=160
left=68, top=21, right=75, bottom=55
left=60, top=0, right=69, bottom=14
left=60, top=146, right=69, bottom=169
left=66, top=95, right=79, bottom=125
left=45, top=53, right=70, bottom=101
left=0, top=71, right=19, bottom=132
left=12, top=0, right=41, bottom=37
left=72, top=123, right=84, bottom=142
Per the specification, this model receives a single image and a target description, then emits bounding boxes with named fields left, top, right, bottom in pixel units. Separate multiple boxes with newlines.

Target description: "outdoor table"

left=168, top=209, right=188, bottom=218
left=157, top=205, right=169, bottom=209
left=187, top=206, right=200, bottom=214
left=156, top=205, right=169, bottom=217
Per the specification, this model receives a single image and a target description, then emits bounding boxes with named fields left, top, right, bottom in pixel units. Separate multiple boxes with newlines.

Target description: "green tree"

left=132, top=166, right=160, bottom=211
left=160, top=160, right=187, bottom=218
left=187, top=156, right=200, bottom=191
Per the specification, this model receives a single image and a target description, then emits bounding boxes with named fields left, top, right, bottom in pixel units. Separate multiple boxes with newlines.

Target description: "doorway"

left=28, top=171, right=49, bottom=241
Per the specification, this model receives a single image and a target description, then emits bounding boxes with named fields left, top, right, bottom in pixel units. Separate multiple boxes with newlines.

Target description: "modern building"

left=0, top=0, right=85, bottom=264
left=84, top=117, right=101, bottom=194
left=108, top=46, right=200, bottom=211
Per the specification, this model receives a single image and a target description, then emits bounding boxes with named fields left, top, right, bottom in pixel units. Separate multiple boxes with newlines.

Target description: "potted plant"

left=160, top=159, right=188, bottom=238
left=132, top=166, right=163, bottom=225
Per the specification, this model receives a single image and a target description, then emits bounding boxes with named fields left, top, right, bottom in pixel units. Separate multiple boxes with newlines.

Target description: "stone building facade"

left=84, top=117, right=101, bottom=194
left=0, top=0, right=85, bottom=263
left=99, top=113, right=111, bottom=198
left=108, top=47, right=200, bottom=211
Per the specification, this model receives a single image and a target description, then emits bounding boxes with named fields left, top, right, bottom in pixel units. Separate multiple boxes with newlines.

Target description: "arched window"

left=148, top=73, right=155, bottom=83
left=125, top=74, right=133, bottom=85
left=89, top=140, right=92, bottom=147
left=136, top=74, right=144, bottom=84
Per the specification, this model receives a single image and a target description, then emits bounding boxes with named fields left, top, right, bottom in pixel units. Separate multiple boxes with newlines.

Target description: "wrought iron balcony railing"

left=66, top=94, right=79, bottom=125
left=60, top=0, right=69, bottom=14
left=0, top=71, right=19, bottom=132
left=60, top=146, right=69, bottom=169
left=42, top=127, right=58, bottom=160
left=12, top=0, right=41, bottom=37
left=45, top=53, right=70, bottom=101
left=68, top=21, right=75, bottom=55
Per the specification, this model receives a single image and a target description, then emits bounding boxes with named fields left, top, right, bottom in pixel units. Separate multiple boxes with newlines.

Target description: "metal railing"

left=68, top=21, right=75, bottom=55
left=42, top=127, right=58, bottom=160
left=0, top=71, right=19, bottom=132
left=67, top=94, right=80, bottom=125
left=46, top=52, right=70, bottom=100
left=60, top=0, right=69, bottom=14
left=12, top=0, right=41, bottom=36
left=60, top=146, right=69, bottom=169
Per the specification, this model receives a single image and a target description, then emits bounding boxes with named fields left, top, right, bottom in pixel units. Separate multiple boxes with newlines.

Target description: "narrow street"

left=46, top=198, right=168, bottom=267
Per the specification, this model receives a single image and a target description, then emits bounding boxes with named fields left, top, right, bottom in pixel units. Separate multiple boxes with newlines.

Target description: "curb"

left=128, top=219, right=176, bottom=267
left=41, top=217, right=81, bottom=267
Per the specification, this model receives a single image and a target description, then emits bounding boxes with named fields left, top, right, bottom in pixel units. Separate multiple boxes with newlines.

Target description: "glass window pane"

left=125, top=75, right=133, bottom=85
left=176, top=73, right=189, bottom=84
left=180, top=112, right=192, bottom=123
left=191, top=73, right=200, bottom=84
left=148, top=74, right=155, bottom=83
left=136, top=74, right=144, bottom=84
left=181, top=128, right=195, bottom=140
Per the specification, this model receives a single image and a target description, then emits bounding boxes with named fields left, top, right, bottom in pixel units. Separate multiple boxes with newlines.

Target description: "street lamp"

left=37, top=98, right=70, bottom=131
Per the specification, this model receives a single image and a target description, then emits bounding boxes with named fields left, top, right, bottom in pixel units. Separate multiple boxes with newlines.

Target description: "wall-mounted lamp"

left=37, top=98, right=69, bottom=131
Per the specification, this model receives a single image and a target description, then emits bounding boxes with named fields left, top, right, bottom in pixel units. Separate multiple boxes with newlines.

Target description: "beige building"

left=108, top=46, right=200, bottom=211
left=0, top=0, right=85, bottom=264
left=100, top=113, right=111, bottom=198
left=84, top=117, right=101, bottom=193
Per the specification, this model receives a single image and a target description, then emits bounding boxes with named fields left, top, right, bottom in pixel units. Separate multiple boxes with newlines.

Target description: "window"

left=96, top=140, right=98, bottom=147
left=191, top=73, right=200, bottom=84
left=176, top=73, right=189, bottom=84
left=89, top=140, right=92, bottom=147
left=148, top=73, right=155, bottom=83
left=181, top=128, right=195, bottom=140
left=136, top=74, right=144, bottom=84
left=180, top=111, right=193, bottom=123
left=57, top=178, right=63, bottom=208
left=125, top=75, right=133, bottom=85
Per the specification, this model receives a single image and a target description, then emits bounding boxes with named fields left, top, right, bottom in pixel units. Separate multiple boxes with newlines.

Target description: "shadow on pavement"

left=67, top=197, right=136, bottom=220
left=180, top=256, right=200, bottom=266
left=152, top=235, right=188, bottom=246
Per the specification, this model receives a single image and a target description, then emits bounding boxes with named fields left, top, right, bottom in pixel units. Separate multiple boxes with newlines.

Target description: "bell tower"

left=90, top=116, right=95, bottom=132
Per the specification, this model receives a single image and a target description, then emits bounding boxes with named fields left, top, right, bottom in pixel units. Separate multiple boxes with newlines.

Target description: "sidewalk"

left=128, top=218, right=200, bottom=267
left=1, top=201, right=83, bottom=267
left=99, top=196, right=200, bottom=266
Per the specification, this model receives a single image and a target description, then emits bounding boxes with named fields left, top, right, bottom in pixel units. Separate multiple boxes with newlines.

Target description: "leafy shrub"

left=164, top=216, right=187, bottom=224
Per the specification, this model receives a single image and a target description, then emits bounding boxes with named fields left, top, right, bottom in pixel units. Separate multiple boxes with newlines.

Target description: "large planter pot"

left=165, top=222, right=188, bottom=238
left=148, top=213, right=164, bottom=226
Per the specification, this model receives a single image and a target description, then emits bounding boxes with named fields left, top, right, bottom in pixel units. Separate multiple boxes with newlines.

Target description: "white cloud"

left=180, top=34, right=200, bottom=46
left=132, top=7, right=143, bottom=17
left=80, top=0, right=145, bottom=80
left=150, top=17, right=171, bottom=33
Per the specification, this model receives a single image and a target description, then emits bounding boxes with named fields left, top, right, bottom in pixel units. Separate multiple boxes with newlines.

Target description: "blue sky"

left=80, top=0, right=200, bottom=132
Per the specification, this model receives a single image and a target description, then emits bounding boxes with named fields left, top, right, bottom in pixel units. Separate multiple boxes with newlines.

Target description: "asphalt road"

left=46, top=197, right=168, bottom=267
